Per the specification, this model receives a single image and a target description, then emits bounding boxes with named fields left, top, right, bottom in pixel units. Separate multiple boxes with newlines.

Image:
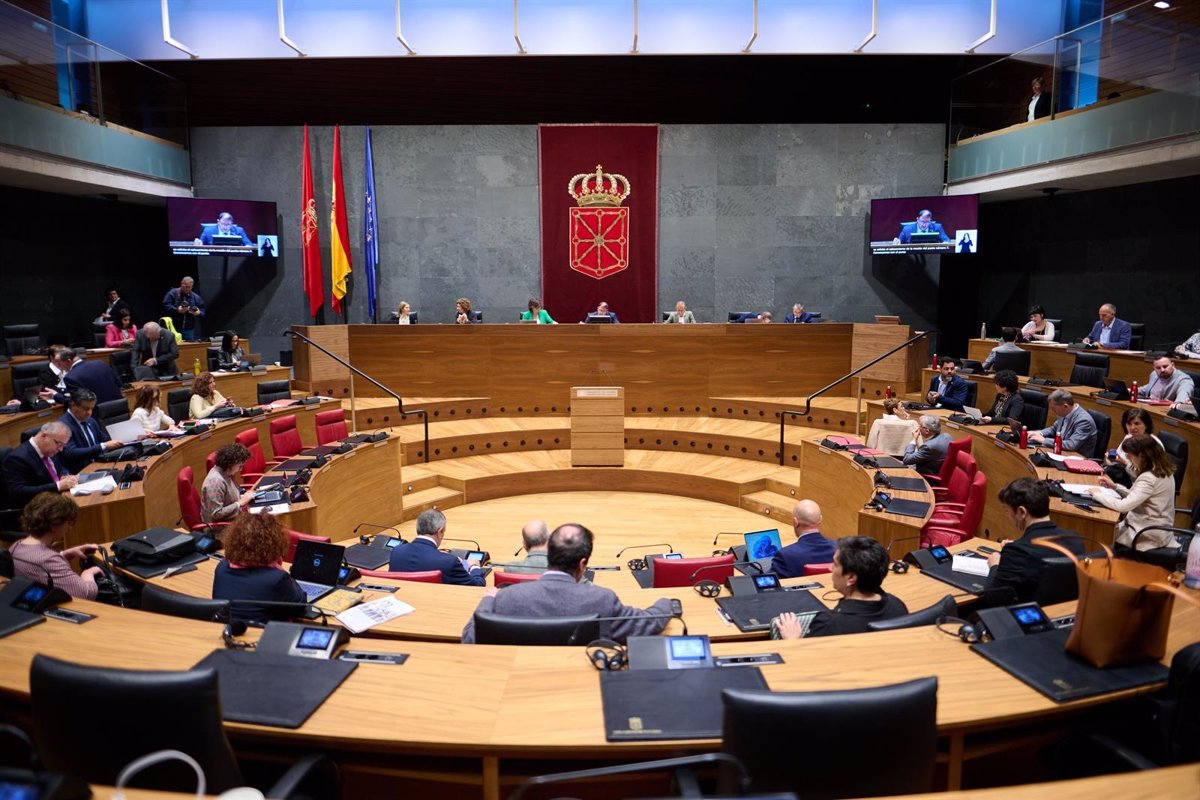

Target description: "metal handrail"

left=284, top=329, right=429, bottom=463
left=777, top=330, right=937, bottom=466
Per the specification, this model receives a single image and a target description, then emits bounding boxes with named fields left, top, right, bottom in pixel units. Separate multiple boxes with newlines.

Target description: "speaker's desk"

left=864, top=403, right=1120, bottom=544
left=1, top=587, right=1197, bottom=799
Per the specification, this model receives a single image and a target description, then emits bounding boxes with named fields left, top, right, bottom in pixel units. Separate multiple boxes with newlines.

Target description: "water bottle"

left=885, top=385, right=893, bottom=399
left=1185, top=533, right=1200, bottom=589
left=1054, top=432, right=1062, bottom=455
left=931, top=352, right=938, bottom=369
left=981, top=322, right=987, bottom=339
left=1131, top=381, right=1139, bottom=403
left=1019, top=426, right=1028, bottom=449
left=193, top=357, right=201, bottom=376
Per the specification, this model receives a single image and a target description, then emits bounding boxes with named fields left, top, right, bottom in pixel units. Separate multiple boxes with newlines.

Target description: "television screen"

left=869, top=195, right=978, bottom=255
left=167, top=198, right=279, bottom=257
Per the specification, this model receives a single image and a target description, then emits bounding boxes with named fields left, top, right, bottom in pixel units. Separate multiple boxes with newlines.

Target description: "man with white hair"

left=1030, top=389, right=1098, bottom=456
left=131, top=320, right=179, bottom=379
left=2, top=421, right=77, bottom=507
left=1083, top=303, right=1132, bottom=350
left=770, top=500, right=836, bottom=578
left=902, top=415, right=952, bottom=477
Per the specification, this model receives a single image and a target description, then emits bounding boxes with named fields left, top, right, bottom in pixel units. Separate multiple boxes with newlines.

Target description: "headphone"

left=936, top=615, right=982, bottom=644
left=693, top=579, right=722, bottom=598
left=585, top=639, right=627, bottom=671
left=627, top=558, right=647, bottom=572
left=222, top=620, right=255, bottom=650
left=889, top=560, right=910, bottom=574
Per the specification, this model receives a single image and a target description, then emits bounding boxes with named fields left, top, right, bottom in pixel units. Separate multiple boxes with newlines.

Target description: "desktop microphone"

left=440, top=537, right=481, bottom=550
left=353, top=522, right=404, bottom=544
left=689, top=561, right=763, bottom=582
left=614, top=543, right=673, bottom=558
left=712, top=532, right=742, bottom=546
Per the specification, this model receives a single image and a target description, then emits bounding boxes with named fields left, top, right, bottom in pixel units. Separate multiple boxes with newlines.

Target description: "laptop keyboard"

left=770, top=611, right=817, bottom=638
left=296, top=581, right=332, bottom=601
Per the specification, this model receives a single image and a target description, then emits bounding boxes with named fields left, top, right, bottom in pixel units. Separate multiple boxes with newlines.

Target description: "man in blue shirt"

left=162, top=276, right=207, bottom=342
left=389, top=508, right=487, bottom=586
left=1083, top=303, right=1132, bottom=350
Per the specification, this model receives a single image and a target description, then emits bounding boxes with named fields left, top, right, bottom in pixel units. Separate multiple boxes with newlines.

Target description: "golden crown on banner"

left=567, top=164, right=632, bottom=207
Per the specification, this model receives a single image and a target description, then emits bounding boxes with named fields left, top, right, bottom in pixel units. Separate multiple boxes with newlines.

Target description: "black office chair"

left=867, top=595, right=957, bottom=631
left=1157, top=431, right=1188, bottom=495
left=1086, top=409, right=1113, bottom=460
left=29, top=655, right=338, bottom=796
left=95, top=398, right=130, bottom=428
left=1033, top=556, right=1080, bottom=606
left=728, top=311, right=752, bottom=322
left=0, top=446, right=24, bottom=542
left=10, top=362, right=44, bottom=400
left=1017, top=388, right=1049, bottom=429
left=661, top=312, right=671, bottom=322
left=808, top=311, right=822, bottom=320
left=166, top=388, right=192, bottom=422
left=471, top=611, right=600, bottom=645
left=19, top=425, right=41, bottom=444
left=963, top=380, right=978, bottom=409
left=92, top=323, right=109, bottom=349
left=1128, top=322, right=1146, bottom=351
left=721, top=677, right=938, bottom=798
left=256, top=379, right=291, bottom=405
left=1070, top=351, right=1109, bottom=389
left=991, top=350, right=1031, bottom=376
left=141, top=585, right=229, bottom=622
left=109, top=349, right=134, bottom=384
left=207, top=347, right=222, bottom=372
left=1046, top=319, right=1063, bottom=342
left=3, top=324, right=42, bottom=358
left=470, top=311, right=483, bottom=323
left=1129, top=526, right=1193, bottom=572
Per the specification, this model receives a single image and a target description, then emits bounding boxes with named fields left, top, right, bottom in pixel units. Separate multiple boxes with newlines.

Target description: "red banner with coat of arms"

left=538, top=124, right=659, bottom=324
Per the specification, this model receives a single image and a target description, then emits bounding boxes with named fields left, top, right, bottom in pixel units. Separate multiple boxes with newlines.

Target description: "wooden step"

left=402, top=486, right=464, bottom=521
left=739, top=490, right=799, bottom=525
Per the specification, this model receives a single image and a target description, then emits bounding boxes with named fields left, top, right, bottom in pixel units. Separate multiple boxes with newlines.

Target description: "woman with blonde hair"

left=189, top=371, right=234, bottom=420
left=396, top=301, right=414, bottom=325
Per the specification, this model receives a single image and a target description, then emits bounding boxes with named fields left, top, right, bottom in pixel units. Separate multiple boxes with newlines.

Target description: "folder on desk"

left=880, top=498, right=931, bottom=518
left=194, top=649, right=357, bottom=728
left=600, top=667, right=768, bottom=741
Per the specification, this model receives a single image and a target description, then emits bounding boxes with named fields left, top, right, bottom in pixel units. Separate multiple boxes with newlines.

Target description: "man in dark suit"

left=784, top=304, right=817, bottom=324
left=926, top=357, right=970, bottom=410
left=389, top=508, right=487, bottom=586
left=582, top=301, right=620, bottom=324
left=58, top=389, right=126, bottom=473
left=986, top=478, right=1085, bottom=603
left=893, top=209, right=951, bottom=244
left=736, top=311, right=772, bottom=323
left=770, top=499, right=836, bottom=579
left=132, top=321, right=179, bottom=379
left=460, top=522, right=675, bottom=643
left=194, top=212, right=252, bottom=246
left=65, top=358, right=125, bottom=404
left=1083, top=303, right=1133, bottom=350
left=1028, top=77, right=1051, bottom=122
left=2, top=421, right=77, bottom=507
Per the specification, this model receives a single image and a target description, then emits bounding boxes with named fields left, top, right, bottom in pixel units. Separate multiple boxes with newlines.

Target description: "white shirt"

left=1027, top=95, right=1040, bottom=122
left=132, top=406, right=175, bottom=432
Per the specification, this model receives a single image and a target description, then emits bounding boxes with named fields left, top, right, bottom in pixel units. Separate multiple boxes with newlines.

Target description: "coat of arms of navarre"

left=568, top=165, right=631, bottom=280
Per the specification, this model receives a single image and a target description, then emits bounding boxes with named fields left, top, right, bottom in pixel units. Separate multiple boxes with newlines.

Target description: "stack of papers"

left=336, top=595, right=415, bottom=634
left=71, top=475, right=117, bottom=495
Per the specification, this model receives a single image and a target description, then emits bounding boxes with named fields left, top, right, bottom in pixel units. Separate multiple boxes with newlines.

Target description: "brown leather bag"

left=1035, top=538, right=1196, bottom=668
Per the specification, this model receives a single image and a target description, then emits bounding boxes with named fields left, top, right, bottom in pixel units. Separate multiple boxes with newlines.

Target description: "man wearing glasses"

left=2, top=421, right=77, bottom=508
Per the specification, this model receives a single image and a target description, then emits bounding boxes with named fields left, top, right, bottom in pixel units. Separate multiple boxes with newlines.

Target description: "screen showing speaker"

left=869, top=194, right=979, bottom=256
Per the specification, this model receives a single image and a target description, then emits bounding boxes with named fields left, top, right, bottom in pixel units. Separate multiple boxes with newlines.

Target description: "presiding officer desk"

left=1, top=577, right=1197, bottom=799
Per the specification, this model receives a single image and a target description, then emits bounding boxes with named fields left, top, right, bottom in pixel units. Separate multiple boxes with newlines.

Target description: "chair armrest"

left=1083, top=734, right=1158, bottom=772
left=265, top=754, right=341, bottom=799
left=1131, top=526, right=1193, bottom=549
left=925, top=474, right=945, bottom=487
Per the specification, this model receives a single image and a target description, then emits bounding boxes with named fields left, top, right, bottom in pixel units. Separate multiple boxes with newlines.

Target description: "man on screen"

left=194, top=212, right=252, bottom=246
left=893, top=209, right=951, bottom=244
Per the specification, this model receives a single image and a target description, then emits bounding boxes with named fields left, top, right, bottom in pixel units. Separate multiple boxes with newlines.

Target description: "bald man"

left=506, top=520, right=551, bottom=573
left=769, top=499, right=836, bottom=578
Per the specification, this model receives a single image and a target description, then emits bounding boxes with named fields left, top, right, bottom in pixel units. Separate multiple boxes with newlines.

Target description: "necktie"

left=81, top=419, right=94, bottom=448
left=42, top=454, right=58, bottom=483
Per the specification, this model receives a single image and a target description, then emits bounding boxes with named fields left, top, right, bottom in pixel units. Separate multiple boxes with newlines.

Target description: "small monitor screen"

left=753, top=574, right=781, bottom=590
left=743, top=529, right=782, bottom=561
left=167, top=197, right=279, bottom=257
left=663, top=552, right=684, bottom=561
left=465, top=550, right=485, bottom=564
left=297, top=628, right=335, bottom=650
left=14, top=584, right=48, bottom=610
left=385, top=538, right=403, bottom=549
left=0, top=780, right=39, bottom=800
left=669, top=636, right=709, bottom=661
left=1010, top=605, right=1050, bottom=632
left=869, top=195, right=979, bottom=255
left=928, top=545, right=951, bottom=562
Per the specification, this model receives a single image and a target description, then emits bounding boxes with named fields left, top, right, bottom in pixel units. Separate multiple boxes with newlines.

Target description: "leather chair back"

left=269, top=414, right=302, bottom=459
left=314, top=409, right=349, bottom=445
left=1158, top=431, right=1188, bottom=494
left=234, top=429, right=270, bottom=474
left=177, top=466, right=202, bottom=529
left=109, top=349, right=134, bottom=383
left=1129, top=322, right=1145, bottom=351
left=963, top=380, right=978, bottom=409
left=30, top=654, right=244, bottom=792
left=991, top=350, right=1031, bottom=376
left=95, top=398, right=130, bottom=427
left=285, top=530, right=332, bottom=562
left=10, top=362, right=43, bottom=398
left=721, top=677, right=938, bottom=798
left=357, top=569, right=442, bottom=583
left=934, top=436, right=972, bottom=488
left=1086, top=410, right=1113, bottom=459
left=1073, top=351, right=1110, bottom=371
left=650, top=553, right=735, bottom=588
left=1017, top=389, right=1049, bottom=430
left=142, top=584, right=229, bottom=622
left=1046, top=319, right=1063, bottom=341
left=1070, top=364, right=1107, bottom=389
left=206, top=450, right=217, bottom=473
left=1033, top=556, right=1079, bottom=606
left=4, top=324, right=42, bottom=358
left=494, top=570, right=544, bottom=587
left=20, top=425, right=40, bottom=444
left=256, top=379, right=291, bottom=405
left=167, top=388, right=192, bottom=422
left=802, top=562, right=832, bottom=576
left=207, top=347, right=221, bottom=372
left=472, top=611, right=599, bottom=645
left=867, top=595, right=957, bottom=631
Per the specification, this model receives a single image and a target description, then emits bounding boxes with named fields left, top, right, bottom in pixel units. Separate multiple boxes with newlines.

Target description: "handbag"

left=1035, top=538, right=1197, bottom=668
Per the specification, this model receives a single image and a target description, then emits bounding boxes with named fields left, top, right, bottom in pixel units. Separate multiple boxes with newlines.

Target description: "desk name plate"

left=575, top=388, right=621, bottom=398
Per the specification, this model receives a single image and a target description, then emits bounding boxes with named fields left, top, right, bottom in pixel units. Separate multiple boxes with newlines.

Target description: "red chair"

left=932, top=451, right=977, bottom=505
left=176, top=466, right=230, bottom=533
left=357, top=569, right=442, bottom=584
left=205, top=451, right=217, bottom=473
left=925, top=436, right=972, bottom=489
left=494, top=571, right=543, bottom=587
left=269, top=414, right=303, bottom=460
left=921, top=471, right=988, bottom=548
left=315, top=409, right=349, bottom=446
left=650, top=554, right=735, bottom=588
left=802, top=562, right=832, bottom=576
left=285, top=530, right=332, bottom=563
left=234, top=428, right=279, bottom=481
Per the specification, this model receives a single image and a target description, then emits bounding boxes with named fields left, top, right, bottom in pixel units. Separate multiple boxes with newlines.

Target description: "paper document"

left=248, top=503, right=289, bottom=515
left=337, top=595, right=416, bottom=634
left=106, top=418, right=147, bottom=445
left=71, top=475, right=117, bottom=495
left=951, top=554, right=991, bottom=577
left=1061, top=483, right=1120, bottom=502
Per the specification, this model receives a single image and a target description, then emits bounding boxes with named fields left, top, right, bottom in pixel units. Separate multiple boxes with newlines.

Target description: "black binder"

left=193, top=649, right=357, bottom=728
left=600, top=667, right=768, bottom=741
left=716, top=590, right=825, bottom=632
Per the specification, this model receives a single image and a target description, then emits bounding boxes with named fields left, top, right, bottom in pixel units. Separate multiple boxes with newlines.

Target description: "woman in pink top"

left=9, top=493, right=101, bottom=600
left=104, top=310, right=138, bottom=348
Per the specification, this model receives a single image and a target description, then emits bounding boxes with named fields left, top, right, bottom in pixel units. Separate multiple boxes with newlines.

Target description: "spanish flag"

left=330, top=125, right=352, bottom=316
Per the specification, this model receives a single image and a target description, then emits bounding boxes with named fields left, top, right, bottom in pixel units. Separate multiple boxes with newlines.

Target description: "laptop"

left=289, top=540, right=346, bottom=602
left=106, top=418, right=149, bottom=445
left=585, top=314, right=614, bottom=324
left=908, top=232, right=943, bottom=244
left=949, top=406, right=985, bottom=425
left=738, top=529, right=782, bottom=573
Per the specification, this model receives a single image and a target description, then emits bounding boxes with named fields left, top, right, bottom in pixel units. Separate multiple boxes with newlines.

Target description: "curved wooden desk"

left=966, top=339, right=1154, bottom=387
left=1, top=588, right=1196, bottom=799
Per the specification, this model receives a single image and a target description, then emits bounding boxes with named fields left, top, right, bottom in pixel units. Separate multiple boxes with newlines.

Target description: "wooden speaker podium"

left=570, top=386, right=624, bottom=466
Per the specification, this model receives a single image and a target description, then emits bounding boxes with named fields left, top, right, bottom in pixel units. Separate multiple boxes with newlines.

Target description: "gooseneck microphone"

left=712, top=532, right=742, bottom=546
left=353, top=522, right=404, bottom=544
left=688, top=561, right=763, bottom=582
left=614, top=543, right=674, bottom=558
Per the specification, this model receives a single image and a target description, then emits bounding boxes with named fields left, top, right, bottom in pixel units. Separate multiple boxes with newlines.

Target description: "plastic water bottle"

left=1131, top=381, right=1139, bottom=403
left=1054, top=432, right=1062, bottom=455
left=1185, top=533, right=1200, bottom=589
left=193, top=358, right=201, bottom=376
left=1019, top=426, right=1028, bottom=449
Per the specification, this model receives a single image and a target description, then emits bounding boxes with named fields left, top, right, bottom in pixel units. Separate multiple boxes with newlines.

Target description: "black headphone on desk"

left=694, top=579, right=722, bottom=599
left=585, top=639, right=627, bottom=671
left=889, top=560, right=910, bottom=574
left=222, top=620, right=255, bottom=651
left=936, top=615, right=982, bottom=644
left=627, top=558, right=647, bottom=572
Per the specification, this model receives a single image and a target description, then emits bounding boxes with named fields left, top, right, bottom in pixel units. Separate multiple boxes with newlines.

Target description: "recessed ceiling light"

left=1154, top=1, right=1171, bottom=9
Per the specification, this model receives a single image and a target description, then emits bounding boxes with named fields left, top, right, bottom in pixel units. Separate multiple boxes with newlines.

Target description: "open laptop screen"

left=743, top=529, right=782, bottom=563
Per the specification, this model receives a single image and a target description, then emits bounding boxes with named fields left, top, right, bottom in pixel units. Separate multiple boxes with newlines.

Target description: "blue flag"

left=363, top=126, right=380, bottom=323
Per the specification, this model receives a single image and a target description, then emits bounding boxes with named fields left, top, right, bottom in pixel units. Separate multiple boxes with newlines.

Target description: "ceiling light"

left=1154, top=2, right=1171, bottom=9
